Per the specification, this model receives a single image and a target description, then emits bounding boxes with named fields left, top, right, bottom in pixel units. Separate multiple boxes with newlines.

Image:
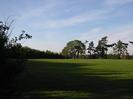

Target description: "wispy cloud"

left=16, top=0, right=57, bottom=21
left=46, top=10, right=106, bottom=28
left=32, top=8, right=113, bottom=29
left=16, top=0, right=131, bottom=30
left=108, top=24, right=133, bottom=42
left=74, top=28, right=105, bottom=42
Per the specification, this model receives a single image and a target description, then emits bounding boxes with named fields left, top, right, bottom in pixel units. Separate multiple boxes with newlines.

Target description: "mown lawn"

left=14, top=59, right=133, bottom=99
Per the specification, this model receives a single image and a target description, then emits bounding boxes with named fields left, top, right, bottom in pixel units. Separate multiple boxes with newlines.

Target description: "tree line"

left=1, top=19, right=132, bottom=61
left=12, top=46, right=65, bottom=59
left=62, top=36, right=133, bottom=59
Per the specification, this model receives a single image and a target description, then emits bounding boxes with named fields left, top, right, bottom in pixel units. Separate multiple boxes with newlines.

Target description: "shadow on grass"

left=4, top=60, right=133, bottom=99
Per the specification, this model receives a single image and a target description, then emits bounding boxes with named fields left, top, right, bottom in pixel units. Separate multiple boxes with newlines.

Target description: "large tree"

left=62, top=40, right=85, bottom=58
left=113, top=40, right=128, bottom=59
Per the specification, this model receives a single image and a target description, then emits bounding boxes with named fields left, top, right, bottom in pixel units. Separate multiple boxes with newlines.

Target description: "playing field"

left=15, top=59, right=133, bottom=99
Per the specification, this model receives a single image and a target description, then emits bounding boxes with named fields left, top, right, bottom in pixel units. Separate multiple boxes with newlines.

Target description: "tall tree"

left=113, top=40, right=128, bottom=59
left=87, top=41, right=95, bottom=58
left=62, top=40, right=85, bottom=58
left=95, top=36, right=115, bottom=58
left=96, top=36, right=108, bottom=58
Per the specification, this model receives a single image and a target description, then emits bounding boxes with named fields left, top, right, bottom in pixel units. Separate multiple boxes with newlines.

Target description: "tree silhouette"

left=113, top=40, right=128, bottom=59
left=0, top=20, right=32, bottom=64
left=95, top=36, right=108, bottom=58
left=87, top=41, right=95, bottom=58
left=0, top=21, right=9, bottom=64
left=0, top=20, right=32, bottom=98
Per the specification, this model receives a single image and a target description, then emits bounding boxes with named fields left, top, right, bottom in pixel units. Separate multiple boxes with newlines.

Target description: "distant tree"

left=96, top=36, right=108, bottom=58
left=95, top=36, right=115, bottom=58
left=19, top=47, right=64, bottom=59
left=62, top=40, right=85, bottom=58
left=113, top=40, right=128, bottom=59
left=87, top=41, right=95, bottom=58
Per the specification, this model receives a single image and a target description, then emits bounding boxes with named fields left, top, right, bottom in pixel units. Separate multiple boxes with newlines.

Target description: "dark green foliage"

left=86, top=36, right=115, bottom=59
left=107, top=54, right=120, bottom=59
left=62, top=40, right=85, bottom=58
left=61, top=37, right=132, bottom=59
left=17, top=47, right=65, bottom=59
left=0, top=21, right=9, bottom=64
left=95, top=36, right=108, bottom=58
left=0, top=20, right=32, bottom=98
left=113, top=40, right=129, bottom=59
left=87, top=41, right=97, bottom=59
left=7, top=30, right=32, bottom=60
left=87, top=41, right=95, bottom=56
left=0, top=21, right=32, bottom=62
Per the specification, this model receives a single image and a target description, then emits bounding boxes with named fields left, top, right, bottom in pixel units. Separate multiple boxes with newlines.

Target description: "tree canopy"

left=113, top=40, right=128, bottom=59
left=62, top=40, right=85, bottom=58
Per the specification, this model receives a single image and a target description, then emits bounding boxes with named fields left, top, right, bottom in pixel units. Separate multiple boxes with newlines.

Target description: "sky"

left=0, top=0, right=133, bottom=54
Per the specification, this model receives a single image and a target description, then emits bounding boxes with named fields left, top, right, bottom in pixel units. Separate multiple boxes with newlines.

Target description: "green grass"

left=14, top=59, right=133, bottom=99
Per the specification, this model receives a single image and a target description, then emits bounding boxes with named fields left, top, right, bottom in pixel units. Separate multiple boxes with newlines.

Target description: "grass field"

left=14, top=59, right=133, bottom=99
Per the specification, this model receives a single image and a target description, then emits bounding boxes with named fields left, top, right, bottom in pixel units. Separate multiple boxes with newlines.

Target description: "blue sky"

left=0, top=0, right=133, bottom=54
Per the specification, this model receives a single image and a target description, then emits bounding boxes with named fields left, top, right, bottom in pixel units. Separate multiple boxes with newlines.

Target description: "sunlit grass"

left=15, top=59, right=133, bottom=99
left=31, top=59, right=133, bottom=79
left=21, top=90, right=91, bottom=99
